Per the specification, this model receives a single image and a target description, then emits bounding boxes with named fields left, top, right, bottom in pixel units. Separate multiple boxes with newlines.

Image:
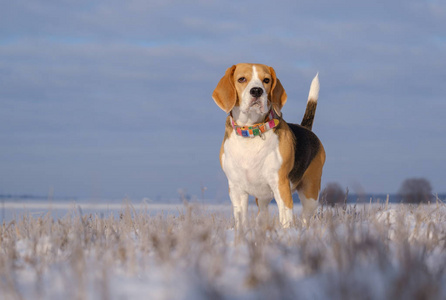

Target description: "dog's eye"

left=263, top=78, right=270, bottom=84
left=238, top=77, right=246, bottom=83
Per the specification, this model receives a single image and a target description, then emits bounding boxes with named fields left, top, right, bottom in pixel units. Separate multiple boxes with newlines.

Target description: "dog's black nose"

left=250, top=87, right=263, bottom=98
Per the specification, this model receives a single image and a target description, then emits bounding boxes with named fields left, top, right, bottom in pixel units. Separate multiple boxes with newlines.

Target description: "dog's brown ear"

left=212, top=65, right=237, bottom=113
left=269, top=67, right=287, bottom=112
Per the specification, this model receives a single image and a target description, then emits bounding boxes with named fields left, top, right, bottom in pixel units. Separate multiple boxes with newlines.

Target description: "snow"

left=1, top=200, right=446, bottom=299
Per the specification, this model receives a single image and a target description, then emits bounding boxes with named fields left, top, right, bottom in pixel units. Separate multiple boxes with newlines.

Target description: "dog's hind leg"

left=297, top=190, right=319, bottom=226
left=297, top=146, right=325, bottom=225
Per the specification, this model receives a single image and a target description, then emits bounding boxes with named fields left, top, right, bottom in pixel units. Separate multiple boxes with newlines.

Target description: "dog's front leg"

left=256, top=197, right=272, bottom=229
left=228, top=184, right=249, bottom=230
left=271, top=184, right=294, bottom=228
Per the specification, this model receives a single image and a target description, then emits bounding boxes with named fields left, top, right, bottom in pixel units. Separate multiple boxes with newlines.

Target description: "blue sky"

left=1, top=1, right=445, bottom=201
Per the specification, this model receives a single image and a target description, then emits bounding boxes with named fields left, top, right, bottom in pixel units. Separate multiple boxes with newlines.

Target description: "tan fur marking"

left=255, top=198, right=260, bottom=215
left=213, top=65, right=237, bottom=113
left=297, top=143, right=326, bottom=200
left=232, top=64, right=254, bottom=100
left=268, top=67, right=287, bottom=112
left=276, top=122, right=296, bottom=209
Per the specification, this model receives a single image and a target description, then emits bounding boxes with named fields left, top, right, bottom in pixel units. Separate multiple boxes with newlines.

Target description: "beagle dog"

left=212, top=63, right=325, bottom=228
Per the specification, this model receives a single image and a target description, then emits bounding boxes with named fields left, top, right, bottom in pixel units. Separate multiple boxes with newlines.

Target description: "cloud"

left=1, top=1, right=445, bottom=198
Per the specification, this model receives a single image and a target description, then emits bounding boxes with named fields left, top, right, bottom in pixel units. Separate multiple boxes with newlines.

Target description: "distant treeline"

left=293, top=193, right=446, bottom=204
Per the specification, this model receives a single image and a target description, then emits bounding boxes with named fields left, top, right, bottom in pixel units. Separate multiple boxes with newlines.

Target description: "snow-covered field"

left=1, top=200, right=446, bottom=299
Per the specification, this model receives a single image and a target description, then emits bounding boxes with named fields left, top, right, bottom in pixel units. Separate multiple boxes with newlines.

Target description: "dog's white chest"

left=221, top=131, right=283, bottom=199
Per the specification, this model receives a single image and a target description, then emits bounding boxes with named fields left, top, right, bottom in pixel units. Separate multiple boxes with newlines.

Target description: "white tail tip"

left=308, top=73, right=319, bottom=102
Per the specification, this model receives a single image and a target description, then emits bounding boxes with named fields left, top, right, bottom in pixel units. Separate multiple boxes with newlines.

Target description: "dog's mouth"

left=249, top=98, right=265, bottom=113
left=250, top=97, right=260, bottom=106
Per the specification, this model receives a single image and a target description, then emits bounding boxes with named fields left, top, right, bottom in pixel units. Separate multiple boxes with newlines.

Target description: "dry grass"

left=1, top=200, right=446, bottom=299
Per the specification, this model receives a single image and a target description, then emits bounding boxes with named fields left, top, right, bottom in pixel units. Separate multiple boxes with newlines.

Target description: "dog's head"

left=212, top=63, right=287, bottom=115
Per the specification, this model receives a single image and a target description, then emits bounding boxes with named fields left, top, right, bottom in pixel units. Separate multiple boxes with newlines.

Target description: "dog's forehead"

left=235, top=63, right=271, bottom=78
left=253, top=64, right=271, bottom=77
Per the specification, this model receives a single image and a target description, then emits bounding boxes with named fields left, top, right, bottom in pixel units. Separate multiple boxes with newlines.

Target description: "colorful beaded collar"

left=230, top=110, right=280, bottom=138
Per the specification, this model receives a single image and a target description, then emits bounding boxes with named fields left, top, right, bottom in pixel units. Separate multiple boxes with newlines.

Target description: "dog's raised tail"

left=301, top=73, right=320, bottom=131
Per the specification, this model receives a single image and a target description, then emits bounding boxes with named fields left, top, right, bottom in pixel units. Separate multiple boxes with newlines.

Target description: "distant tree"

left=322, top=182, right=345, bottom=207
left=398, top=178, right=433, bottom=204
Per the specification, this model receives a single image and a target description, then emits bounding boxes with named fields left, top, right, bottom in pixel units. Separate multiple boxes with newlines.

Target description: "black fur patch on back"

left=287, top=122, right=321, bottom=184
